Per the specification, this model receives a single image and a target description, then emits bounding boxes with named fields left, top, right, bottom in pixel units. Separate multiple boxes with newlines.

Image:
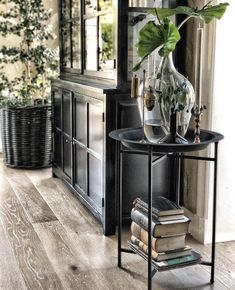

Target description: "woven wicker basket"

left=0, top=105, right=52, bottom=168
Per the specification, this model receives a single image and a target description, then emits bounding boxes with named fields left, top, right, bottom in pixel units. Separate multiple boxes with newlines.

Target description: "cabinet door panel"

left=75, top=145, right=87, bottom=193
left=63, top=91, right=71, bottom=136
left=63, top=136, right=72, bottom=178
left=89, top=155, right=102, bottom=210
left=53, top=129, right=62, bottom=168
left=89, top=103, right=103, bottom=155
left=74, top=98, right=87, bottom=145
left=54, top=90, right=62, bottom=129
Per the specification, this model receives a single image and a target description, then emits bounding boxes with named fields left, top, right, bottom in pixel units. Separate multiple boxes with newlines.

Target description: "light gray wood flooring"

left=0, top=159, right=234, bottom=290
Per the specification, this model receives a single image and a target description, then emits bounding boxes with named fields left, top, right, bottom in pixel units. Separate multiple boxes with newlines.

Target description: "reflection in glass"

left=99, top=0, right=112, bottom=10
left=61, top=24, right=71, bottom=67
left=71, top=0, right=80, bottom=18
left=72, top=22, right=81, bottom=69
left=85, top=0, right=97, bottom=14
left=61, top=0, right=70, bottom=19
left=98, top=13, right=113, bottom=71
left=129, top=0, right=162, bottom=7
left=85, top=18, right=97, bottom=70
left=128, top=12, right=161, bottom=79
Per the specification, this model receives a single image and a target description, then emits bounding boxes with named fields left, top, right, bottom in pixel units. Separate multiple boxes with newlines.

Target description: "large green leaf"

left=158, top=19, right=180, bottom=57
left=149, top=3, right=229, bottom=24
left=132, top=19, right=180, bottom=71
left=148, top=6, right=194, bottom=20
left=198, top=3, right=229, bottom=23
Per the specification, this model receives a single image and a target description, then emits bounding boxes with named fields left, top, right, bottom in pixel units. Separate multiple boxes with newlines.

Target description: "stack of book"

left=129, top=196, right=201, bottom=270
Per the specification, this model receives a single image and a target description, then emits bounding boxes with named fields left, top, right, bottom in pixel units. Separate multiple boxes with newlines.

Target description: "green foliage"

left=0, top=0, right=59, bottom=108
left=148, top=3, right=229, bottom=24
left=133, top=19, right=180, bottom=71
left=134, top=2, right=229, bottom=71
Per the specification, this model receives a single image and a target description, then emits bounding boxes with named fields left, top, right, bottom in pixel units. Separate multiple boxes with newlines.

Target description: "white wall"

left=205, top=0, right=235, bottom=242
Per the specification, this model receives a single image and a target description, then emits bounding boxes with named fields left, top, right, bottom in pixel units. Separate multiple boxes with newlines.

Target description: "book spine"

left=134, top=198, right=160, bottom=216
left=130, top=235, right=159, bottom=260
left=135, top=204, right=160, bottom=220
left=131, top=208, right=157, bottom=234
left=131, top=222, right=157, bottom=250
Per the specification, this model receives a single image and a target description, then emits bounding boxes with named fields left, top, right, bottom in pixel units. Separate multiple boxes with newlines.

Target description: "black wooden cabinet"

left=52, top=80, right=132, bottom=234
left=52, top=0, right=181, bottom=235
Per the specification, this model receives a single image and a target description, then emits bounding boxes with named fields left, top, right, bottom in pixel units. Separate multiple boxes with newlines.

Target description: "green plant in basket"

left=0, top=0, right=59, bottom=108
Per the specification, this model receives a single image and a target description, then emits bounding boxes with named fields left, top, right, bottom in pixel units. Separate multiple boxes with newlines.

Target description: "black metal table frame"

left=116, top=141, right=219, bottom=290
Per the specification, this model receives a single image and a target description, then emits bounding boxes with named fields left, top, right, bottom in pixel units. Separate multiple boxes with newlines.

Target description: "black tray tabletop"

left=109, top=128, right=224, bottom=153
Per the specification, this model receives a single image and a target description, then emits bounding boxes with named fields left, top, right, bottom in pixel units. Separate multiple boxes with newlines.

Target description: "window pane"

left=98, top=13, right=114, bottom=71
left=85, top=0, right=97, bottom=14
left=61, top=24, right=71, bottom=67
left=128, top=12, right=161, bottom=79
left=61, top=0, right=70, bottom=20
left=85, top=18, right=97, bottom=71
left=129, top=0, right=162, bottom=7
left=99, top=0, right=112, bottom=10
left=72, top=21, right=81, bottom=69
left=71, top=0, right=80, bottom=18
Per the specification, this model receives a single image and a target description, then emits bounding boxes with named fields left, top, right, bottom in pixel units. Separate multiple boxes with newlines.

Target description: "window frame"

left=59, top=0, right=116, bottom=81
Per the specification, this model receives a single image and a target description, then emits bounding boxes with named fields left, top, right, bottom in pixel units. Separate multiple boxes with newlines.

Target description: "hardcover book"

left=131, top=222, right=186, bottom=252
left=135, top=203, right=185, bottom=222
left=134, top=196, right=184, bottom=216
left=131, top=208, right=190, bottom=238
left=128, top=241, right=201, bottom=271
left=130, top=235, right=192, bottom=262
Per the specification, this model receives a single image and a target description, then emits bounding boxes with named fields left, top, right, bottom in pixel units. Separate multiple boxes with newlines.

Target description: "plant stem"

left=177, top=15, right=197, bottom=30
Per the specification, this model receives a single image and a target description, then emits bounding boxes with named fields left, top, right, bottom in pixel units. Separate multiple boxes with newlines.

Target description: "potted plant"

left=0, top=0, right=58, bottom=167
left=132, top=2, right=228, bottom=143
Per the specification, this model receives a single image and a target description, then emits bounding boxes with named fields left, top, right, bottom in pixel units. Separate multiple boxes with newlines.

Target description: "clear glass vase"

left=137, top=53, right=195, bottom=143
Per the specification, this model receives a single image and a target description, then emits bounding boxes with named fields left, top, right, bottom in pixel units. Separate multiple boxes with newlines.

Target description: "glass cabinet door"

left=60, top=0, right=81, bottom=71
left=60, top=0, right=116, bottom=80
left=84, top=0, right=114, bottom=77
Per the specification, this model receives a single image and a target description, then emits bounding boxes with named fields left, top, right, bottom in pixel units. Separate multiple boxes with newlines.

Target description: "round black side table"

left=109, top=127, right=224, bottom=290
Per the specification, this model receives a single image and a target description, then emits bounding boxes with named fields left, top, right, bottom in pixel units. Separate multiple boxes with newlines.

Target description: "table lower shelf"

left=127, top=241, right=202, bottom=272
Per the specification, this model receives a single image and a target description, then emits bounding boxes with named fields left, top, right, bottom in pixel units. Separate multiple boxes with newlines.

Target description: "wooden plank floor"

left=0, top=160, right=234, bottom=289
